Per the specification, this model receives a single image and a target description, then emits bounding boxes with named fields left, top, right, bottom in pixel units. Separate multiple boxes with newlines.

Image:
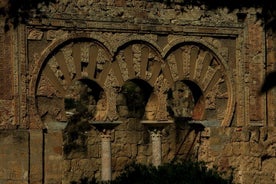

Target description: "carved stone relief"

left=114, top=43, right=163, bottom=84
left=165, top=43, right=233, bottom=125
left=36, top=39, right=111, bottom=123
left=35, top=37, right=233, bottom=126
left=153, top=74, right=171, bottom=120
left=113, top=42, right=167, bottom=120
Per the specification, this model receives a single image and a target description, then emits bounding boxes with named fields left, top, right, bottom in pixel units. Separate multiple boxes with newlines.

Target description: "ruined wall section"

left=26, top=1, right=268, bottom=183
left=0, top=0, right=274, bottom=183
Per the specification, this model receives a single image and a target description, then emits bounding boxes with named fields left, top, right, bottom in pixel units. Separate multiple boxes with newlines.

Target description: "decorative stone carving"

left=167, top=54, right=179, bottom=81
left=61, top=46, right=76, bottom=80
left=0, top=100, right=15, bottom=128
left=165, top=43, right=233, bottom=125
left=94, top=92, right=107, bottom=121
left=154, top=74, right=171, bottom=120
left=95, top=47, right=109, bottom=79
left=27, top=29, right=43, bottom=40
left=144, top=94, right=158, bottom=121
left=35, top=37, right=233, bottom=127
left=104, top=69, right=120, bottom=121
left=36, top=39, right=111, bottom=123
left=46, top=30, right=68, bottom=41
left=116, top=51, right=129, bottom=81
left=115, top=43, right=163, bottom=83
left=132, top=44, right=141, bottom=77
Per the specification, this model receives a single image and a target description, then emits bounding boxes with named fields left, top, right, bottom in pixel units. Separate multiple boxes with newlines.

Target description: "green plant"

left=112, top=161, right=232, bottom=184
left=71, top=160, right=233, bottom=184
left=63, top=113, right=91, bottom=156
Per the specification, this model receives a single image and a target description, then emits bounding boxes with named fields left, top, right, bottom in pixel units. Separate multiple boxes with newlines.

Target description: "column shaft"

left=101, top=134, right=112, bottom=181
left=151, top=131, right=162, bottom=167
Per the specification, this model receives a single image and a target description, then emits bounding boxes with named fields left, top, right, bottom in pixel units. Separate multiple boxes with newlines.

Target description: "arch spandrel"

left=113, top=42, right=164, bottom=86
left=165, top=42, right=235, bottom=126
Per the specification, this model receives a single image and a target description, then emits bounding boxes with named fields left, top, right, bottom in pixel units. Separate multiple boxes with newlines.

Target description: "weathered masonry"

left=0, top=0, right=275, bottom=183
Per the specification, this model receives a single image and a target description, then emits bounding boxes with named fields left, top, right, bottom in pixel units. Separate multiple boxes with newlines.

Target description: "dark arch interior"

left=182, top=80, right=203, bottom=104
left=64, top=78, right=104, bottom=115
left=167, top=80, right=204, bottom=120
left=128, top=78, right=153, bottom=101
left=78, top=78, right=104, bottom=102
left=119, top=78, right=153, bottom=118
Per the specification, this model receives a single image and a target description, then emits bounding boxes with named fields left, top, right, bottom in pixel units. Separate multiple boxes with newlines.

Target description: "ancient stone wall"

left=0, top=0, right=275, bottom=183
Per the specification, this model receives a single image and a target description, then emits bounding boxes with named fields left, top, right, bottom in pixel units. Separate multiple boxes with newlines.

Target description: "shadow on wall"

left=260, top=71, right=276, bottom=94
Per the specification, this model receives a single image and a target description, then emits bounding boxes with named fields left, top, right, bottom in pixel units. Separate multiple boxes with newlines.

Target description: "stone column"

left=90, top=121, right=121, bottom=182
left=141, top=120, right=173, bottom=167
left=100, top=130, right=112, bottom=181
left=150, top=130, right=162, bottom=167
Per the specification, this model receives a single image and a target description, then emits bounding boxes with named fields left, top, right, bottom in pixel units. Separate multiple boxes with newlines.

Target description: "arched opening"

left=64, top=78, right=106, bottom=120
left=116, top=79, right=153, bottom=119
left=182, top=80, right=205, bottom=120
left=167, top=80, right=204, bottom=121
left=63, top=78, right=107, bottom=157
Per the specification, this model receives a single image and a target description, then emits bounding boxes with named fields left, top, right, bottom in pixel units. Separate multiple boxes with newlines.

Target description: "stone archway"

left=36, top=38, right=112, bottom=124
left=31, top=37, right=235, bottom=183
left=164, top=42, right=234, bottom=126
left=116, top=79, right=153, bottom=119
left=33, top=37, right=113, bottom=183
left=111, top=41, right=171, bottom=121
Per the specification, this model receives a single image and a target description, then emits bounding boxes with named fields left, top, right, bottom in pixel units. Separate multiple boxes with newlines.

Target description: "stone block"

left=249, top=142, right=264, bottom=157
left=239, top=171, right=275, bottom=184
left=135, top=155, right=148, bottom=164
left=0, top=131, right=29, bottom=183
left=131, top=143, right=138, bottom=157
left=112, top=143, right=131, bottom=157
left=88, top=144, right=100, bottom=158
left=240, top=156, right=261, bottom=171
left=113, top=156, right=130, bottom=171
left=44, top=130, right=64, bottom=183
left=137, top=145, right=151, bottom=156
left=231, top=128, right=250, bottom=142
left=222, top=144, right=233, bottom=157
